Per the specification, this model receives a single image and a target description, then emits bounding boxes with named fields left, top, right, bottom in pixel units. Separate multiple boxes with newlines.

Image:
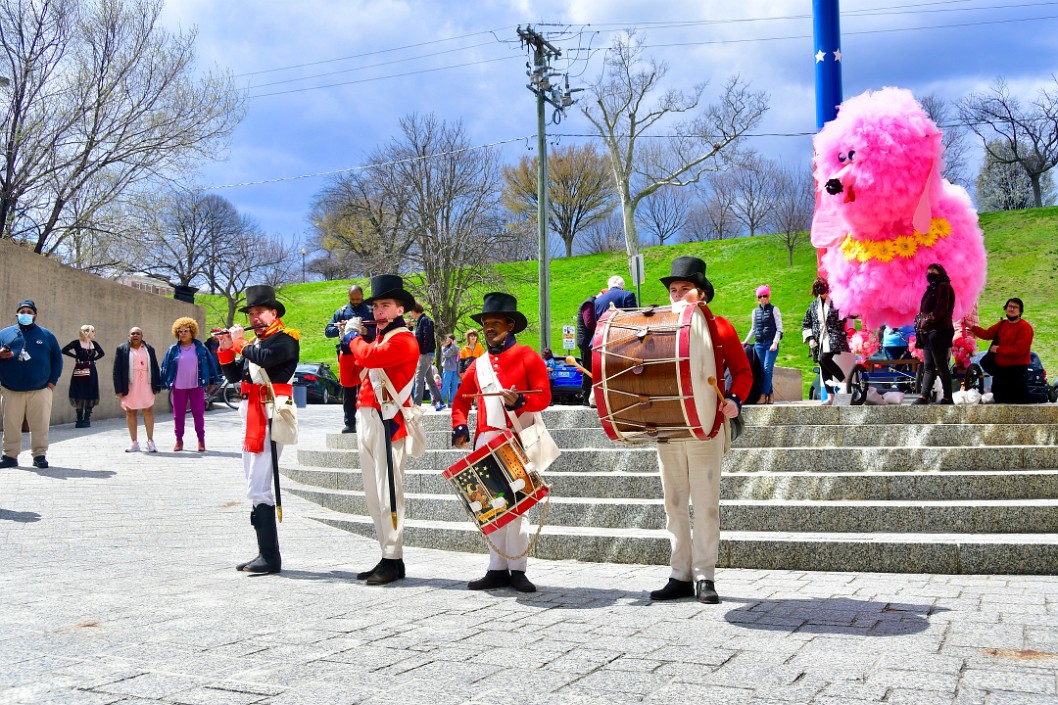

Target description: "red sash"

left=241, top=381, right=294, bottom=453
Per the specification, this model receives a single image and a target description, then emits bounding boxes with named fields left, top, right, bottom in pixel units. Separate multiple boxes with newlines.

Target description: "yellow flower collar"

left=838, top=218, right=951, bottom=263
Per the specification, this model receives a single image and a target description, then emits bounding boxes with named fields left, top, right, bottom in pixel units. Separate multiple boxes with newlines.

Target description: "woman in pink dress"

left=112, top=327, right=162, bottom=453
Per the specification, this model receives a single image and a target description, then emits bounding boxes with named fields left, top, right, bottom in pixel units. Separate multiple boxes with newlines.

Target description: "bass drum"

left=591, top=302, right=724, bottom=444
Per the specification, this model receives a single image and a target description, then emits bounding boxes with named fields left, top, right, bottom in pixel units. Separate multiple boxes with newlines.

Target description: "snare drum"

left=443, top=430, right=550, bottom=535
left=592, top=302, right=725, bottom=444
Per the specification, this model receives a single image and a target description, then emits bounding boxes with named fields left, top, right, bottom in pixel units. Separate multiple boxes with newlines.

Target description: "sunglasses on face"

left=758, top=295, right=769, bottom=299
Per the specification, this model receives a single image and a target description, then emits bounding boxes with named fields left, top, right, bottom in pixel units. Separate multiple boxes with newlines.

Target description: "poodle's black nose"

left=825, top=178, right=844, bottom=195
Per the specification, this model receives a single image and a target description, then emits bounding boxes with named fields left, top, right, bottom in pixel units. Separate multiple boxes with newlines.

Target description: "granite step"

left=297, top=444, right=1058, bottom=473
left=281, top=463, right=1058, bottom=502
left=303, top=506, right=1058, bottom=575
left=325, top=423, right=1058, bottom=450
left=284, top=481, right=1058, bottom=534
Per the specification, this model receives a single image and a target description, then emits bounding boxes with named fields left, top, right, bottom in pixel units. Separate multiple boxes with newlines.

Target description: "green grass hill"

left=199, top=206, right=1057, bottom=395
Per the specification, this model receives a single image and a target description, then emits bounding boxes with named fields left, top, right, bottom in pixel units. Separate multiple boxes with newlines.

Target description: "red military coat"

left=452, top=341, right=552, bottom=439
left=348, top=322, right=420, bottom=440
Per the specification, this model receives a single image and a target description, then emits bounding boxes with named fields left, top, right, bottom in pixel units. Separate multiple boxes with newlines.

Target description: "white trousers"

left=357, top=408, right=406, bottom=559
left=1, top=386, right=53, bottom=458
left=657, top=436, right=723, bottom=582
left=239, top=400, right=283, bottom=507
left=477, top=430, right=529, bottom=572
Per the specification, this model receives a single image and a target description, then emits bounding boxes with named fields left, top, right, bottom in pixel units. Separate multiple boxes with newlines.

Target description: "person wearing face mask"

left=342, top=274, right=422, bottom=586
left=451, top=292, right=552, bottom=593
left=801, top=277, right=852, bottom=405
left=0, top=300, right=63, bottom=469
left=913, top=263, right=956, bottom=405
left=161, top=317, right=222, bottom=452
left=650, top=257, right=751, bottom=605
left=215, top=285, right=300, bottom=575
left=61, top=324, right=105, bottom=428
left=113, top=327, right=162, bottom=453
left=970, top=298, right=1034, bottom=403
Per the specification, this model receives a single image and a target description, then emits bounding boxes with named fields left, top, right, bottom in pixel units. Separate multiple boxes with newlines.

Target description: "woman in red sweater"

left=971, top=298, right=1034, bottom=403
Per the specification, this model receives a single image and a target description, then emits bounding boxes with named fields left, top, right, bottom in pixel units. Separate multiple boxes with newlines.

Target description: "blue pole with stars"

left=813, top=0, right=843, bottom=129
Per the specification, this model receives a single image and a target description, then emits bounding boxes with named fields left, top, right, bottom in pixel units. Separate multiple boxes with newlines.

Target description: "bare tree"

left=959, top=76, right=1058, bottom=208
left=975, top=139, right=1056, bottom=211
left=683, top=171, right=740, bottom=242
left=501, top=143, right=615, bottom=257
left=206, top=228, right=295, bottom=327
left=730, top=154, right=780, bottom=238
left=580, top=31, right=769, bottom=257
left=310, top=169, right=413, bottom=277
left=638, top=184, right=690, bottom=245
left=578, top=208, right=625, bottom=254
left=0, top=0, right=244, bottom=255
left=919, top=94, right=971, bottom=189
left=769, top=165, right=815, bottom=265
left=375, top=113, right=519, bottom=339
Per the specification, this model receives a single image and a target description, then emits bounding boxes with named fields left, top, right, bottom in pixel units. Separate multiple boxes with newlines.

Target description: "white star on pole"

left=834, top=49, right=842, bottom=62
left=815, top=49, right=826, bottom=63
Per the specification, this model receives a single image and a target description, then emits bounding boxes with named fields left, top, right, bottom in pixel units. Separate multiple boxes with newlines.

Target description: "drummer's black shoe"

left=468, top=570, right=510, bottom=590
left=696, top=580, right=720, bottom=604
left=932, top=398, right=954, bottom=405
left=509, top=570, right=536, bottom=593
left=912, top=395, right=931, bottom=405
left=365, top=558, right=404, bottom=585
left=358, top=558, right=405, bottom=581
left=650, top=578, right=694, bottom=601
left=0, top=455, right=17, bottom=468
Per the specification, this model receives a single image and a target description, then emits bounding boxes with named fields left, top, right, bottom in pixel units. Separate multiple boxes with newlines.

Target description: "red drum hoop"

left=443, top=430, right=550, bottom=535
left=591, top=302, right=726, bottom=444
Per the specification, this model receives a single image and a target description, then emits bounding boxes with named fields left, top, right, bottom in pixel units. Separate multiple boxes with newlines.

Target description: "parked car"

left=549, top=357, right=584, bottom=405
left=293, top=362, right=343, bottom=404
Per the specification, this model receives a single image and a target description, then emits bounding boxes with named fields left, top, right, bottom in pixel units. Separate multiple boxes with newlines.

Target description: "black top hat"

left=363, top=274, right=416, bottom=310
left=470, top=292, right=528, bottom=334
left=239, top=285, right=286, bottom=318
left=660, top=256, right=714, bottom=303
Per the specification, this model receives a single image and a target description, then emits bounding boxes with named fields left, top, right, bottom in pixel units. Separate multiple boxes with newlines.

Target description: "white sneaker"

left=146, top=440, right=158, bottom=453
left=125, top=442, right=140, bottom=453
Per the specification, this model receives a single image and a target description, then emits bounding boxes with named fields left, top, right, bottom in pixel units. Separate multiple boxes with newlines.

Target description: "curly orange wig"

left=171, top=316, right=199, bottom=339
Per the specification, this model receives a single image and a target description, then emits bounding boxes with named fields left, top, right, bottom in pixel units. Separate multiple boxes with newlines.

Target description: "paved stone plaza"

left=2, top=405, right=1057, bottom=705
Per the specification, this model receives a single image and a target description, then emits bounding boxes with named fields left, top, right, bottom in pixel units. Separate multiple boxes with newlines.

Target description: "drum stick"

left=564, top=356, right=591, bottom=376
left=706, top=376, right=726, bottom=405
left=464, top=390, right=545, bottom=399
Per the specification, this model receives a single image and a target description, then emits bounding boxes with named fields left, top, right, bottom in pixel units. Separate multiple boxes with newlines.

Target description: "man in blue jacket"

left=325, top=285, right=372, bottom=433
left=594, top=275, right=637, bottom=320
left=408, top=303, right=444, bottom=411
left=0, top=299, right=63, bottom=469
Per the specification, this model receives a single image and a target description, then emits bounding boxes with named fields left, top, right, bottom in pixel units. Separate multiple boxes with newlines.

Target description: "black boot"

left=236, top=507, right=261, bottom=571
left=468, top=570, right=510, bottom=590
left=365, top=558, right=404, bottom=585
left=509, top=570, right=536, bottom=593
left=650, top=578, right=694, bottom=601
left=84, top=407, right=92, bottom=427
left=75, top=409, right=86, bottom=428
left=357, top=558, right=405, bottom=581
left=238, top=504, right=281, bottom=574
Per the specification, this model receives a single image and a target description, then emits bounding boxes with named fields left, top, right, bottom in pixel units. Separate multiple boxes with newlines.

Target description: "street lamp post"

left=300, top=248, right=307, bottom=283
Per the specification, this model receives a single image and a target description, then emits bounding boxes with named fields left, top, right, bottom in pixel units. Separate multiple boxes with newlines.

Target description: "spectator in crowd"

left=0, top=299, right=63, bottom=469
left=913, top=263, right=956, bottom=405
left=113, top=326, right=162, bottom=453
left=440, top=334, right=460, bottom=406
left=743, top=285, right=783, bottom=404
left=325, top=284, right=372, bottom=434
left=459, top=329, right=484, bottom=375
left=578, top=275, right=637, bottom=406
left=801, top=277, right=851, bottom=405
left=408, top=303, right=445, bottom=411
left=971, top=298, right=1034, bottom=403
left=161, top=317, right=221, bottom=452
left=542, top=348, right=556, bottom=371
left=62, top=324, right=105, bottom=428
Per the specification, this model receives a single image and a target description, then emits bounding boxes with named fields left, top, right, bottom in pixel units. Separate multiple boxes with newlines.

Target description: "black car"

left=293, top=363, right=343, bottom=404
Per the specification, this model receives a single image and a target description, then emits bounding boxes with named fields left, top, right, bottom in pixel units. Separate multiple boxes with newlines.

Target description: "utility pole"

left=517, top=25, right=573, bottom=352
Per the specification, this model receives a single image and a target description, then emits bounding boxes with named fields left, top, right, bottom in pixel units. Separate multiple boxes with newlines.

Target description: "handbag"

left=72, top=360, right=91, bottom=378
left=258, top=367, right=299, bottom=445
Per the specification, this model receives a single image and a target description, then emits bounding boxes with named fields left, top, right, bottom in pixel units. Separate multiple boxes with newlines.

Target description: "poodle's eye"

left=838, top=152, right=847, bottom=163
left=847, top=150, right=856, bottom=161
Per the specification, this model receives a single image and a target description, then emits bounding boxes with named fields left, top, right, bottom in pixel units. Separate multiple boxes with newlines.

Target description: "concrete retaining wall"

left=0, top=239, right=204, bottom=426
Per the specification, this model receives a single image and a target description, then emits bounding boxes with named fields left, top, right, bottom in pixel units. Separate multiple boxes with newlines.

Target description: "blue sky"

left=159, top=0, right=1058, bottom=248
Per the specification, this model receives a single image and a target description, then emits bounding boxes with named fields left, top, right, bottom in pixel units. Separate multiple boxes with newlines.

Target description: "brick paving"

left=2, top=405, right=1057, bottom=704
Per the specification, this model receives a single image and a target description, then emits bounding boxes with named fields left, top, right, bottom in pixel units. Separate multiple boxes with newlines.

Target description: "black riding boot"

left=83, top=407, right=92, bottom=427
left=75, top=409, right=86, bottom=428
left=238, top=504, right=281, bottom=574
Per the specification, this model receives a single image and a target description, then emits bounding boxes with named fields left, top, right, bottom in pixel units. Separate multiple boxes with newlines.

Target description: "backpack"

left=576, top=295, right=598, bottom=348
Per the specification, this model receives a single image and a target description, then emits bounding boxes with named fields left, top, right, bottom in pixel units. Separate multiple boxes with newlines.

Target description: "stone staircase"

left=280, top=404, right=1058, bottom=574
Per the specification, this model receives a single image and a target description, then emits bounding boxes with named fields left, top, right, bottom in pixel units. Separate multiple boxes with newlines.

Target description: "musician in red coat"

left=344, top=274, right=421, bottom=586
left=452, top=292, right=551, bottom=592
left=651, top=256, right=752, bottom=605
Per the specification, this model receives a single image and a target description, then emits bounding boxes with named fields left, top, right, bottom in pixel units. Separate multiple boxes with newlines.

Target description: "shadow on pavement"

left=24, top=466, right=117, bottom=480
left=721, top=596, right=946, bottom=636
left=0, top=508, right=42, bottom=523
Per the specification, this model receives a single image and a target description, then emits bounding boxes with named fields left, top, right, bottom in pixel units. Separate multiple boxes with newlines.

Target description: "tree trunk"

left=1031, top=174, right=1044, bottom=208
left=621, top=198, right=639, bottom=258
